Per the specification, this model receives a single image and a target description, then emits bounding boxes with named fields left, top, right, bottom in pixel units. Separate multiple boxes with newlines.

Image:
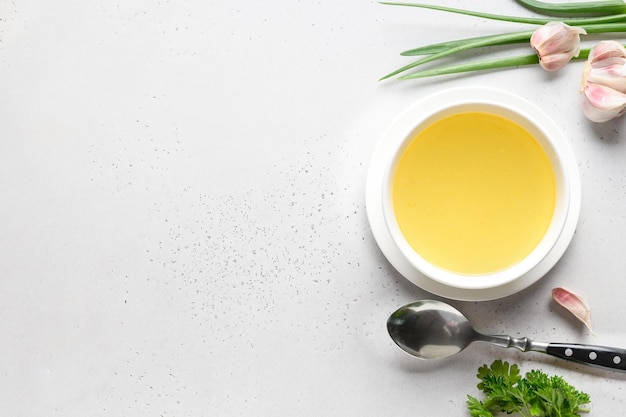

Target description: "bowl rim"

left=366, top=86, right=581, bottom=299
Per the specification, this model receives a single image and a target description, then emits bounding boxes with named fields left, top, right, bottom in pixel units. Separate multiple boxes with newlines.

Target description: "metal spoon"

left=387, top=300, right=626, bottom=372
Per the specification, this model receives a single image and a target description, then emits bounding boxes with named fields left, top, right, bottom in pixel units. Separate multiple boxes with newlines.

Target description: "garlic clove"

left=588, top=40, right=626, bottom=66
left=530, top=21, right=565, bottom=46
left=531, top=22, right=586, bottom=71
left=582, top=82, right=626, bottom=123
left=585, top=63, right=626, bottom=94
left=539, top=52, right=577, bottom=72
left=551, top=287, right=593, bottom=334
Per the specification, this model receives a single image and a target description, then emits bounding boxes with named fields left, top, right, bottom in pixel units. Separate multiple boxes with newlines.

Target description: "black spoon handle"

left=546, top=343, right=626, bottom=372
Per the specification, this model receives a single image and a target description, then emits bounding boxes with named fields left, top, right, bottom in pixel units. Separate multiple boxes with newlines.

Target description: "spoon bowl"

left=387, top=300, right=626, bottom=372
left=387, top=300, right=477, bottom=359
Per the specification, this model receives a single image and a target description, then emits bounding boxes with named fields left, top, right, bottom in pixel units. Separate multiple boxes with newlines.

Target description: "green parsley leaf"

left=466, top=360, right=591, bottom=417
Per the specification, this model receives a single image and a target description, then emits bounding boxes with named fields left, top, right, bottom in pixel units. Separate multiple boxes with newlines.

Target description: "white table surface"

left=2, top=1, right=626, bottom=415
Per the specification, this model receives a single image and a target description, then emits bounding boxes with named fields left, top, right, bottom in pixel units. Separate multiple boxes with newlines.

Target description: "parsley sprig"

left=467, top=360, right=591, bottom=417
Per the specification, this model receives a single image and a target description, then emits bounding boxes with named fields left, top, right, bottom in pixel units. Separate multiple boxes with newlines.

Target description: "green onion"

left=398, top=49, right=590, bottom=79
left=398, top=55, right=540, bottom=79
left=516, top=0, right=626, bottom=17
left=579, top=21, right=626, bottom=34
left=380, top=2, right=626, bottom=25
left=400, top=34, right=525, bottom=56
left=380, top=31, right=534, bottom=80
left=399, top=14, right=626, bottom=56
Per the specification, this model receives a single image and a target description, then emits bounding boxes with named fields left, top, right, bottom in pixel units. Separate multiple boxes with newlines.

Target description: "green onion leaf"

left=398, top=50, right=591, bottom=79
left=380, top=30, right=534, bottom=80
left=401, top=34, right=528, bottom=56
left=579, top=21, right=626, bottom=34
left=398, top=54, right=540, bottom=79
left=516, top=0, right=626, bottom=17
left=380, top=2, right=626, bottom=25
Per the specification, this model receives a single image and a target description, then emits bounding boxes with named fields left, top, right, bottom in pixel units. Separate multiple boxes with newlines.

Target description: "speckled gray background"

left=2, top=1, right=626, bottom=415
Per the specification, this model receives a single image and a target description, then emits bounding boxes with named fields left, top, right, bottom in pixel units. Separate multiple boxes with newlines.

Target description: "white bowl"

left=366, top=86, right=581, bottom=301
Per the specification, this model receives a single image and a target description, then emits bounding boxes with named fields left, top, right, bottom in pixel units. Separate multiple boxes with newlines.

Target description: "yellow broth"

left=392, top=112, right=556, bottom=275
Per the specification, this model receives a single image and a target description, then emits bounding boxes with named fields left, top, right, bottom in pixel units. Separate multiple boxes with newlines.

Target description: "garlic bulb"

left=530, top=22, right=586, bottom=71
left=581, top=40, right=626, bottom=122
